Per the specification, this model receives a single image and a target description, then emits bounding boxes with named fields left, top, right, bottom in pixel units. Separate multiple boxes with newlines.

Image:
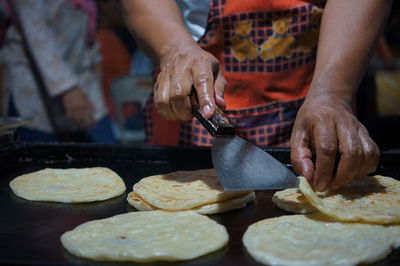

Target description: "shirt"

left=0, top=0, right=106, bottom=133
left=175, top=0, right=209, bottom=41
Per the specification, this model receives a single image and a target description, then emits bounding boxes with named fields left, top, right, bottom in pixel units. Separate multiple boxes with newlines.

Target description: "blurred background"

left=0, top=0, right=399, bottom=148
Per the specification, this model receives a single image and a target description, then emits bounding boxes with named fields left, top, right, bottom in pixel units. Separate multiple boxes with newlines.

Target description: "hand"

left=61, top=87, right=95, bottom=130
left=154, top=42, right=226, bottom=120
left=290, top=92, right=380, bottom=192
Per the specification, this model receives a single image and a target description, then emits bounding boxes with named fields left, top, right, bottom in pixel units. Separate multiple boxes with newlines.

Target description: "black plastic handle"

left=190, top=89, right=235, bottom=137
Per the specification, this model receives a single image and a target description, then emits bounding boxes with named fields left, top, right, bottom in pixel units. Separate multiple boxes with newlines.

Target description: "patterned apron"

left=145, top=0, right=324, bottom=147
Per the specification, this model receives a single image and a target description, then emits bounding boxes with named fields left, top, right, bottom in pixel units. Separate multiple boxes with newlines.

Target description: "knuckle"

left=195, top=74, right=211, bottom=87
left=319, top=143, right=336, bottom=157
left=169, top=87, right=186, bottom=100
left=342, top=145, right=363, bottom=159
left=197, top=92, right=211, bottom=103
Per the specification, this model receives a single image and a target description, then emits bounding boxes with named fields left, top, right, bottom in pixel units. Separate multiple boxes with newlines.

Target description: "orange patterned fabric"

left=96, top=30, right=131, bottom=119
left=145, top=0, right=324, bottom=146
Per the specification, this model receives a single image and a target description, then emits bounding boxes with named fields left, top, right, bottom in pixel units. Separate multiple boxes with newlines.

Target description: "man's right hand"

left=154, top=42, right=227, bottom=121
left=61, top=86, right=95, bottom=130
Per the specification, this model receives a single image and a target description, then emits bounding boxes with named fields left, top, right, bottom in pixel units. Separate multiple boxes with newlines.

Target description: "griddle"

left=0, top=137, right=399, bottom=266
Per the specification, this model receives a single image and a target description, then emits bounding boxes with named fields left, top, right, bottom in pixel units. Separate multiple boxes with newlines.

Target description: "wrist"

left=158, top=38, right=200, bottom=67
left=308, top=76, right=356, bottom=106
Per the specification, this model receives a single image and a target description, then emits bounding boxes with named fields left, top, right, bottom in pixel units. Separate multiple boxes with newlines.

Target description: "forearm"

left=121, top=0, right=197, bottom=64
left=310, top=0, right=392, bottom=103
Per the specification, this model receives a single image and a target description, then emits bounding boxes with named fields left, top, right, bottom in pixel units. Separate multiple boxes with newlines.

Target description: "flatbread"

left=133, top=169, right=250, bottom=210
left=127, top=191, right=256, bottom=214
left=243, top=213, right=400, bottom=266
left=61, top=210, right=228, bottom=262
left=298, top=175, right=400, bottom=224
left=9, top=168, right=126, bottom=203
left=127, top=191, right=155, bottom=211
left=272, top=188, right=317, bottom=214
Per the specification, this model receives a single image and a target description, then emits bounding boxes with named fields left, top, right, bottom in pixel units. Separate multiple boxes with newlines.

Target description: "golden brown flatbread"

left=243, top=213, right=400, bottom=266
left=127, top=191, right=255, bottom=214
left=61, top=211, right=229, bottom=262
left=133, top=169, right=250, bottom=210
left=299, top=175, right=400, bottom=224
left=10, top=168, right=126, bottom=203
left=272, top=188, right=317, bottom=214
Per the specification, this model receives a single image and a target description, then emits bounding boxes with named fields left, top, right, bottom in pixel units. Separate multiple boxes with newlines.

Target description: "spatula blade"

left=212, top=136, right=298, bottom=191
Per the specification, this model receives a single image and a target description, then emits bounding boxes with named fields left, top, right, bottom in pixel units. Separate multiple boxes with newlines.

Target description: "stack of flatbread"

left=127, top=169, right=255, bottom=214
left=244, top=175, right=400, bottom=265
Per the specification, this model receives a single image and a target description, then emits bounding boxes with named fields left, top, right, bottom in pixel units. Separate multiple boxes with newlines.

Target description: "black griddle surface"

left=0, top=143, right=399, bottom=266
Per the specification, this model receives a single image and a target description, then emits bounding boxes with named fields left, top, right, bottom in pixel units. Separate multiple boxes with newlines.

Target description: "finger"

left=169, top=66, right=194, bottom=120
left=313, top=121, right=338, bottom=192
left=154, top=72, right=175, bottom=120
left=191, top=61, right=217, bottom=119
left=290, top=127, right=314, bottom=183
left=214, top=69, right=227, bottom=110
left=331, top=122, right=364, bottom=190
left=357, top=125, right=380, bottom=178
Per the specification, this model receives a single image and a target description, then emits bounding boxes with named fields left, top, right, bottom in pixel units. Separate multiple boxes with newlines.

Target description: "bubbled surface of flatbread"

left=61, top=211, right=228, bottom=262
left=243, top=213, right=400, bottom=266
left=133, top=169, right=249, bottom=210
left=299, top=175, right=400, bottom=224
left=272, top=188, right=317, bottom=214
left=9, top=168, right=126, bottom=203
left=127, top=191, right=255, bottom=214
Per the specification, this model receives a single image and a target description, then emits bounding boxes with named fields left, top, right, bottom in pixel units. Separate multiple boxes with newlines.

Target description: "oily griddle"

left=0, top=144, right=399, bottom=266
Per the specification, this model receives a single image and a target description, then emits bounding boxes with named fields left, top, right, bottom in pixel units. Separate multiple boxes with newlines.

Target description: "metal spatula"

left=191, top=93, right=298, bottom=191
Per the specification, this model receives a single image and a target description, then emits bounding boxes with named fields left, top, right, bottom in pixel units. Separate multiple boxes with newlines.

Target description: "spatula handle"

left=190, top=89, right=235, bottom=137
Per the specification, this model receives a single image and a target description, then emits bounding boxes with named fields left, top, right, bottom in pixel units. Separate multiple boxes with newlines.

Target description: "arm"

left=290, top=0, right=392, bottom=191
left=121, top=0, right=226, bottom=120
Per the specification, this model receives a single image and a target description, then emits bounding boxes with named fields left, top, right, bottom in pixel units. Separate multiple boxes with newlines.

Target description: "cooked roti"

left=133, top=169, right=250, bottom=210
left=299, top=175, right=400, bottom=224
left=272, top=188, right=317, bottom=214
left=127, top=191, right=256, bottom=214
left=10, top=168, right=126, bottom=203
left=61, top=211, right=229, bottom=262
left=243, top=213, right=400, bottom=266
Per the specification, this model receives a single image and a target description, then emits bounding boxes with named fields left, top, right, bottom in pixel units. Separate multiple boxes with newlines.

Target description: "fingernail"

left=202, top=104, right=212, bottom=117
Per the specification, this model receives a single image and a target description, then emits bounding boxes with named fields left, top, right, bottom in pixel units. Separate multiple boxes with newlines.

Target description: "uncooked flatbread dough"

left=133, top=169, right=250, bottom=210
left=61, top=211, right=228, bottom=262
left=243, top=213, right=400, bottom=266
left=272, top=188, right=317, bottom=214
left=10, top=168, right=126, bottom=203
left=127, top=191, right=255, bottom=214
left=298, top=175, right=400, bottom=224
